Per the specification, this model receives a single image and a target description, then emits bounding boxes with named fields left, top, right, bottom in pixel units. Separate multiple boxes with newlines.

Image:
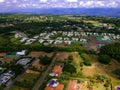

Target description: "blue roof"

left=49, top=80, right=57, bottom=86
left=117, top=87, right=120, bottom=90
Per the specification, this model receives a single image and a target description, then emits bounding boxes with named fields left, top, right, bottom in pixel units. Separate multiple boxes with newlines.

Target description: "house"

left=0, top=71, right=15, bottom=85
left=67, top=81, right=77, bottom=90
left=39, top=39, right=44, bottom=43
left=45, top=79, right=64, bottom=90
left=20, top=37, right=28, bottom=42
left=115, top=86, right=120, bottom=90
left=16, top=50, right=27, bottom=56
left=25, top=39, right=36, bottom=45
left=16, top=57, right=32, bottom=66
left=51, top=65, right=63, bottom=76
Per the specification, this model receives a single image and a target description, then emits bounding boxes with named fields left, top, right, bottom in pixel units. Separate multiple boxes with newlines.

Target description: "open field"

left=69, top=52, right=83, bottom=73
left=19, top=70, right=39, bottom=83
left=0, top=53, right=7, bottom=57
left=28, top=51, right=53, bottom=57
left=10, top=85, right=28, bottom=90
left=55, top=52, right=69, bottom=62
left=10, top=70, right=40, bottom=90
left=32, top=59, right=45, bottom=71
left=0, top=57, right=18, bottom=63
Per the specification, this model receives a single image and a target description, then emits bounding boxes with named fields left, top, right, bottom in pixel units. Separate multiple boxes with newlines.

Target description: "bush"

left=98, top=54, right=111, bottom=64
left=68, top=55, right=73, bottom=63
left=63, top=64, right=76, bottom=74
left=81, top=53, right=92, bottom=66
left=114, top=69, right=120, bottom=76
left=39, top=55, right=52, bottom=65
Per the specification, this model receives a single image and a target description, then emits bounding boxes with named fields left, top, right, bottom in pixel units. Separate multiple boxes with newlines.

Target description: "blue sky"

left=0, top=0, right=120, bottom=12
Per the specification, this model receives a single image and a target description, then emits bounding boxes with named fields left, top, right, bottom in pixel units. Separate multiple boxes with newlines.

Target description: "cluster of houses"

left=14, top=31, right=120, bottom=47
left=45, top=65, right=64, bottom=90
left=45, top=65, right=78, bottom=90
left=0, top=71, right=15, bottom=85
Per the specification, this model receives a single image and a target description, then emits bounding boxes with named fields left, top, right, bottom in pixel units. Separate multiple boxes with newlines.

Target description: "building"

left=52, top=65, right=63, bottom=76
left=16, top=50, right=27, bottom=56
left=67, top=81, right=77, bottom=90
left=45, top=79, right=64, bottom=90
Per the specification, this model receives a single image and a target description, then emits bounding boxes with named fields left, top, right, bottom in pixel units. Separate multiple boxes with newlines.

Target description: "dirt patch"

left=32, top=59, right=44, bottom=70
left=79, top=81, right=89, bottom=90
left=83, top=62, right=106, bottom=76
left=26, top=69, right=39, bottom=74
left=28, top=51, right=53, bottom=57
left=55, top=52, right=69, bottom=62
left=0, top=53, right=7, bottom=57
left=0, top=57, right=16, bottom=63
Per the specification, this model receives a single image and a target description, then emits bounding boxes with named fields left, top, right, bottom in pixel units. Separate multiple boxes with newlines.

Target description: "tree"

left=100, top=43, right=120, bottom=62
left=39, top=55, right=52, bottom=65
left=63, top=64, right=76, bottom=74
left=81, top=53, right=92, bottom=66
left=98, top=54, right=111, bottom=64
left=114, top=69, right=120, bottom=78
left=11, top=64, right=24, bottom=76
left=68, top=55, right=73, bottom=63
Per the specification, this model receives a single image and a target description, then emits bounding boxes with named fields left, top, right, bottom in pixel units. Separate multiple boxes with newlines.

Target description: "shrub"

left=114, top=69, right=120, bottom=76
left=63, top=64, right=76, bottom=74
left=39, top=55, right=52, bottom=65
left=81, top=53, right=92, bottom=66
left=98, top=54, right=111, bottom=64
left=68, top=55, right=73, bottom=63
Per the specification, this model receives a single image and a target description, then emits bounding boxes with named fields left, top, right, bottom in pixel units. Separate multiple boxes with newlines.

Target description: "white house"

left=16, top=50, right=27, bottom=56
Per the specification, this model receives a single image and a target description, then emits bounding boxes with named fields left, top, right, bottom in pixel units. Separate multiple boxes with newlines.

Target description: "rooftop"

left=52, top=65, right=63, bottom=76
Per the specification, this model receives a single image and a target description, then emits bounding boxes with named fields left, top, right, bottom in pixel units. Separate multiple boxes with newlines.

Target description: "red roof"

left=55, top=84, right=64, bottom=90
left=45, top=84, right=64, bottom=90
left=45, top=86, right=54, bottom=90
left=67, top=81, right=76, bottom=90
left=52, top=66, right=63, bottom=75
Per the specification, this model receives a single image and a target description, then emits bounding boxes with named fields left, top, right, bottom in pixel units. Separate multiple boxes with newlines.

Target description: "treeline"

left=100, top=43, right=120, bottom=62
left=0, top=42, right=86, bottom=53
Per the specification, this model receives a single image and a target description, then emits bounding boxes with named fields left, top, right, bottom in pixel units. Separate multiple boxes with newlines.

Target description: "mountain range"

left=1, top=8, right=120, bottom=18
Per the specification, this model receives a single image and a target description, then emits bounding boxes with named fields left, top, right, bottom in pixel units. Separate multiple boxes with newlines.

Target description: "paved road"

left=33, top=53, right=57, bottom=90
left=4, top=57, right=38, bottom=90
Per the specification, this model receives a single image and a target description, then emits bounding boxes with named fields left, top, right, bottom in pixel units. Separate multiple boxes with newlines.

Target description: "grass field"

left=19, top=71, right=39, bottom=84
left=10, top=85, right=28, bottom=90
left=69, top=52, right=83, bottom=73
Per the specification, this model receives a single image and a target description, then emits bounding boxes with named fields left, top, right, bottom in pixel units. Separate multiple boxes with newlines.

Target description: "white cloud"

left=66, top=0, right=78, bottom=2
left=40, top=0, right=47, bottom=2
left=0, top=0, right=5, bottom=3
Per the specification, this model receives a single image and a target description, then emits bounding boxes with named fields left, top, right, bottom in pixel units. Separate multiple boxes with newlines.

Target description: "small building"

left=115, top=86, right=120, bottom=90
left=52, top=65, right=63, bottom=76
left=0, top=71, right=15, bottom=85
left=45, top=79, right=64, bottom=90
left=16, top=57, right=32, bottom=66
left=16, top=50, right=27, bottom=56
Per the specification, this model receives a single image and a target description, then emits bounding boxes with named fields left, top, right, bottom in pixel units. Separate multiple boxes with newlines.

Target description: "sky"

left=0, top=0, right=120, bottom=12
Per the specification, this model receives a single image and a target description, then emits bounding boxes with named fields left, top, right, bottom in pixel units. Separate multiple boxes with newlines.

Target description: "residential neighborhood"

left=0, top=14, right=120, bottom=90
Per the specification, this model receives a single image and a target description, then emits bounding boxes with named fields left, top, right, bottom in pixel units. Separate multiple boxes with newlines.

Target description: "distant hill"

left=1, top=8, right=120, bottom=17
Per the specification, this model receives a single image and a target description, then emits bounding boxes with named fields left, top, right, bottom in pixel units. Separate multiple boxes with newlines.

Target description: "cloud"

left=0, top=0, right=5, bottom=3
left=40, top=0, right=47, bottom=2
left=0, top=0, right=120, bottom=9
left=66, top=0, right=78, bottom=2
